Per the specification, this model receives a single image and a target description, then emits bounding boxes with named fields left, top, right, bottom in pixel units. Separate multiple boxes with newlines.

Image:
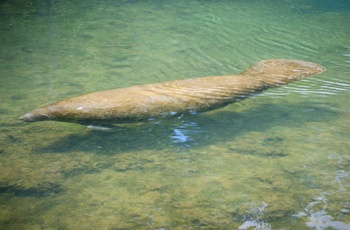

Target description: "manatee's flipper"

left=87, top=125, right=120, bottom=132
left=86, top=122, right=146, bottom=132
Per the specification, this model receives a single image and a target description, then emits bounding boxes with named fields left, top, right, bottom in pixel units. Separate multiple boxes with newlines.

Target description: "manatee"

left=19, top=59, right=326, bottom=126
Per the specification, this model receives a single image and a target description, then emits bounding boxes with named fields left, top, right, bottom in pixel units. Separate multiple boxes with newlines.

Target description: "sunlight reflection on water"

left=294, top=168, right=350, bottom=230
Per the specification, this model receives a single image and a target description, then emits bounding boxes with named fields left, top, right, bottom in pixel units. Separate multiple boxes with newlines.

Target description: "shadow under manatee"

left=37, top=100, right=338, bottom=155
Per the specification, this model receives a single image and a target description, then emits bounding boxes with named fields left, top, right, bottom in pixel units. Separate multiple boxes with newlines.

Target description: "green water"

left=0, top=0, right=349, bottom=229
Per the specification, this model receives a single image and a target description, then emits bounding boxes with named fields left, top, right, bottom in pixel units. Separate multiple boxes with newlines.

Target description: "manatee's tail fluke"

left=240, top=59, right=326, bottom=84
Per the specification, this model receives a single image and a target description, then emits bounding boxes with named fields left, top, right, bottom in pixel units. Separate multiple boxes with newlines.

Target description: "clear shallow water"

left=0, top=0, right=349, bottom=229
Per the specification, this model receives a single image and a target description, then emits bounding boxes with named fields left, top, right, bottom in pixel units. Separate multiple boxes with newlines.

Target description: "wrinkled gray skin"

left=19, top=59, right=326, bottom=126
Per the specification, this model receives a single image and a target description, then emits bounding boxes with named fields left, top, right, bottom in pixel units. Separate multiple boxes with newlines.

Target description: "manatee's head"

left=19, top=107, right=53, bottom=122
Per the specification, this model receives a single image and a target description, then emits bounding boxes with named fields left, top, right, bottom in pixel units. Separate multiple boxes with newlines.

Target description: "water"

left=0, top=0, right=349, bottom=229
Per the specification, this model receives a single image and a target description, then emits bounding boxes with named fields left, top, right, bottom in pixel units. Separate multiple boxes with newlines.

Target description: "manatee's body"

left=19, top=59, right=326, bottom=125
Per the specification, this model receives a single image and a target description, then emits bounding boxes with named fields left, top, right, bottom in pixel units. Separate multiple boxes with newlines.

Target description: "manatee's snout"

left=19, top=109, right=50, bottom=122
left=19, top=113, right=36, bottom=122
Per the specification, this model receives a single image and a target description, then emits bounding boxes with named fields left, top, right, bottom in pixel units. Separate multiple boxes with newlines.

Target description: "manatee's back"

left=56, top=75, right=254, bottom=119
